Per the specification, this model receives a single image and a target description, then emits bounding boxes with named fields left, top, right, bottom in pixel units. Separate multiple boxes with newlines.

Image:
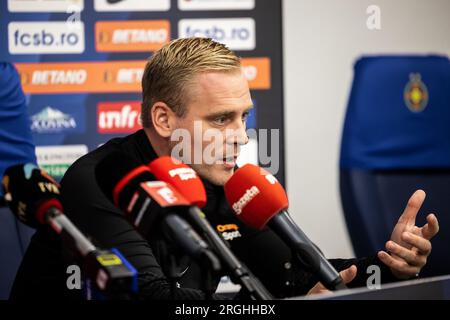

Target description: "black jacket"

left=10, top=130, right=398, bottom=300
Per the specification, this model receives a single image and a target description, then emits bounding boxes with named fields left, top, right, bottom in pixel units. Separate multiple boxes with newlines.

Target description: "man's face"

left=170, top=69, right=253, bottom=186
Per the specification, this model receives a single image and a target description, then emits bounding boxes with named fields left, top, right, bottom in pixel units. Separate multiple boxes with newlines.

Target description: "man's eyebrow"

left=205, top=105, right=254, bottom=119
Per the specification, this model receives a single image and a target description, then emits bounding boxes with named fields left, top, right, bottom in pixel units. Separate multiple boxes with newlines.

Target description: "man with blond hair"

left=11, top=38, right=438, bottom=300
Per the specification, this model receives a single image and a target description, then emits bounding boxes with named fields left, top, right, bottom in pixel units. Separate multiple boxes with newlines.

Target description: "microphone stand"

left=159, top=233, right=220, bottom=300
left=45, top=207, right=138, bottom=299
left=187, top=207, right=273, bottom=300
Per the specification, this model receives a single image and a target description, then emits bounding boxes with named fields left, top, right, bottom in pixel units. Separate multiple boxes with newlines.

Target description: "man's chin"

left=194, top=165, right=235, bottom=186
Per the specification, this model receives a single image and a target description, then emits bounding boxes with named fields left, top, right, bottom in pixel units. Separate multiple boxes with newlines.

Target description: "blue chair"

left=340, top=55, right=450, bottom=277
left=0, top=62, right=37, bottom=299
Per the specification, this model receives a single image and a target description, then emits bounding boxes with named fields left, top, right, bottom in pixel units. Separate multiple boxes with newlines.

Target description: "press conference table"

left=291, top=274, right=450, bottom=300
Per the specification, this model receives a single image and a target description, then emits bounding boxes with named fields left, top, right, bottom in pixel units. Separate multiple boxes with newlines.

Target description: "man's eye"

left=213, top=117, right=227, bottom=125
left=242, top=111, right=250, bottom=122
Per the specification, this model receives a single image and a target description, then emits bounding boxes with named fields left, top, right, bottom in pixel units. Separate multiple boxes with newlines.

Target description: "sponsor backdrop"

left=0, top=0, right=284, bottom=184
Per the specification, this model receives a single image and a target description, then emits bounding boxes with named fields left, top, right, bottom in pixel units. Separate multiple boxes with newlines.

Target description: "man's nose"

left=226, top=120, right=249, bottom=146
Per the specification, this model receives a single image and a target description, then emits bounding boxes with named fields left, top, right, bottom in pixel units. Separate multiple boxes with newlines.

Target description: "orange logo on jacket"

left=216, top=224, right=241, bottom=241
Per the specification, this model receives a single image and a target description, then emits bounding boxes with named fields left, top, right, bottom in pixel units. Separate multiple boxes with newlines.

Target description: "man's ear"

left=151, top=101, right=177, bottom=138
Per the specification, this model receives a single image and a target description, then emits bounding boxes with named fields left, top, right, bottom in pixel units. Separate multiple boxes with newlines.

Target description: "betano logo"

left=15, top=58, right=269, bottom=94
left=15, top=61, right=146, bottom=94
left=104, top=68, right=143, bottom=84
left=178, top=0, right=254, bottom=11
left=95, top=20, right=170, bottom=52
left=97, top=101, right=142, bottom=134
left=94, top=0, right=170, bottom=12
left=178, top=18, right=255, bottom=51
left=8, top=22, right=84, bottom=54
left=31, top=106, right=77, bottom=133
left=26, top=69, right=87, bottom=85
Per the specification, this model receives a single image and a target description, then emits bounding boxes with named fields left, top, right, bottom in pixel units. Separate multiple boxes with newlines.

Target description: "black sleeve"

left=228, top=225, right=399, bottom=298
left=60, top=158, right=226, bottom=300
left=329, top=255, right=399, bottom=288
left=286, top=253, right=399, bottom=296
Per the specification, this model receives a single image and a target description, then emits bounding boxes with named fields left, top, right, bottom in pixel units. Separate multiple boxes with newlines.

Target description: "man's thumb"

left=340, top=265, right=357, bottom=284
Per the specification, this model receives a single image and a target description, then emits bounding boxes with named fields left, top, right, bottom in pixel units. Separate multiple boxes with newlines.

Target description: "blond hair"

left=141, top=37, right=241, bottom=128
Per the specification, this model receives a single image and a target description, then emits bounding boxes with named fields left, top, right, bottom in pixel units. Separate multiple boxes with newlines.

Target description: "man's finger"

left=401, top=232, right=432, bottom=255
left=412, top=226, right=422, bottom=236
left=339, top=265, right=357, bottom=284
left=398, top=190, right=426, bottom=224
left=307, top=282, right=331, bottom=296
left=421, top=213, right=439, bottom=240
left=378, top=251, right=420, bottom=276
left=385, top=241, right=426, bottom=267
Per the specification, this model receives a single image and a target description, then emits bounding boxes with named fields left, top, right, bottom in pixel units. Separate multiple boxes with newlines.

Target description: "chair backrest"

left=0, top=62, right=37, bottom=299
left=340, top=55, right=450, bottom=277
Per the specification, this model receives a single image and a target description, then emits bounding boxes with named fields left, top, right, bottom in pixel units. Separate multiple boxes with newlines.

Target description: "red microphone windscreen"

left=224, top=164, right=289, bottom=230
left=36, top=198, right=64, bottom=227
left=112, top=165, right=152, bottom=207
left=148, top=156, right=207, bottom=208
left=140, top=181, right=190, bottom=208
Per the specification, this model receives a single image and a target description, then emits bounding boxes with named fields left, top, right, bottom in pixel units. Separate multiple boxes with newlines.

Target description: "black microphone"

left=224, top=164, right=347, bottom=291
left=94, top=151, right=222, bottom=275
left=2, top=163, right=138, bottom=298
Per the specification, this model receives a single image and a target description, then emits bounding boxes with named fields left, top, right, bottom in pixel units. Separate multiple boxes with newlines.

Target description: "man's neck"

left=143, top=127, right=171, bottom=158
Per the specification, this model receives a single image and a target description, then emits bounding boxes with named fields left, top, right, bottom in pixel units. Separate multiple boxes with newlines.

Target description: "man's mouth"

left=222, top=155, right=238, bottom=169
